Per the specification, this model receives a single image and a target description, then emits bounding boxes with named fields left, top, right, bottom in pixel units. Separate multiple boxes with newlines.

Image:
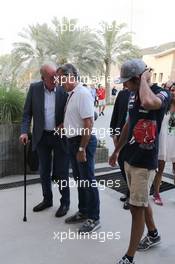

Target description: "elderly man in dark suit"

left=20, top=64, right=70, bottom=217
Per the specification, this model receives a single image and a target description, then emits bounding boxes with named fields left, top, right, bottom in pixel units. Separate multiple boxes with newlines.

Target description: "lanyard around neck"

left=64, top=91, right=74, bottom=113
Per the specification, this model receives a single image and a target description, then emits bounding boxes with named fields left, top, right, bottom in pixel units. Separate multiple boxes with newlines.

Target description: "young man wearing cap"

left=109, top=59, right=170, bottom=264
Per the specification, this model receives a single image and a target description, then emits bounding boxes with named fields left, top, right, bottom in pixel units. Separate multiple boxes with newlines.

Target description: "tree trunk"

left=105, top=61, right=111, bottom=104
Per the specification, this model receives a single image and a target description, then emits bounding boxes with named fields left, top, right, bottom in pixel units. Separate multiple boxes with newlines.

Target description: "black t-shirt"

left=125, top=84, right=171, bottom=170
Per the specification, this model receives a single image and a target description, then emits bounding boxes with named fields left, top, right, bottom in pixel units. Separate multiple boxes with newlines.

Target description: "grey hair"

left=57, top=63, right=79, bottom=78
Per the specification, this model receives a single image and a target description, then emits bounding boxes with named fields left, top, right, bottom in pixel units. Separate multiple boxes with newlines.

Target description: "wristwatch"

left=78, top=147, right=85, bottom=152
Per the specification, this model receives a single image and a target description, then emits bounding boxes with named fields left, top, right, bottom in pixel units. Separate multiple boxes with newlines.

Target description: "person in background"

left=97, top=84, right=106, bottom=116
left=94, top=85, right=99, bottom=107
left=153, top=82, right=175, bottom=205
left=90, top=84, right=97, bottom=105
left=164, top=80, right=174, bottom=90
left=111, top=85, right=118, bottom=104
left=20, top=64, right=70, bottom=217
left=82, top=83, right=98, bottom=121
left=110, top=85, right=130, bottom=209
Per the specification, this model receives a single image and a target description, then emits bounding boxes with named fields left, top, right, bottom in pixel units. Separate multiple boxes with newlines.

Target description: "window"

left=153, top=73, right=157, bottom=82
left=159, top=73, right=163, bottom=83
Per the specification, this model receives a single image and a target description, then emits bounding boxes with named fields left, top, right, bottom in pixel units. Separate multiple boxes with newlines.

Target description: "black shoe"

left=137, top=234, right=161, bottom=251
left=116, top=258, right=135, bottom=264
left=65, top=211, right=88, bottom=224
left=33, top=200, right=53, bottom=212
left=55, top=205, right=69, bottom=217
left=123, top=199, right=130, bottom=210
left=120, top=194, right=127, bottom=202
left=101, top=111, right=104, bottom=116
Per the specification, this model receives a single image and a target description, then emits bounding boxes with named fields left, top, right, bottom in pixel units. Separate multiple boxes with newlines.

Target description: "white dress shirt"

left=44, top=87, right=56, bottom=131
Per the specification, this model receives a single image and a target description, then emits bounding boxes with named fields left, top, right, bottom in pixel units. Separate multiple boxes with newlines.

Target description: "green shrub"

left=0, top=86, right=25, bottom=123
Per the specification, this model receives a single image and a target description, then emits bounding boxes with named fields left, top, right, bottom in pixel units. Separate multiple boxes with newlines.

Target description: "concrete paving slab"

left=0, top=183, right=175, bottom=264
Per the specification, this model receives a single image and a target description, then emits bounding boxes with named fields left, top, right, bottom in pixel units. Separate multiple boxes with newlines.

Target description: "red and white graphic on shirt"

left=133, top=119, right=157, bottom=145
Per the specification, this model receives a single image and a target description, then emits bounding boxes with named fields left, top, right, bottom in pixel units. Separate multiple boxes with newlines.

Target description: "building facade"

left=142, top=42, right=175, bottom=85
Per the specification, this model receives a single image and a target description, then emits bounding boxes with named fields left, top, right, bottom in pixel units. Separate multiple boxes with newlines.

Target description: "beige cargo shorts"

left=124, top=161, right=155, bottom=207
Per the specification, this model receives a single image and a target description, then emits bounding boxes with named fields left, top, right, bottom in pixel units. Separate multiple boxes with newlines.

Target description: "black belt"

left=68, top=135, right=81, bottom=142
left=43, top=130, right=55, bottom=135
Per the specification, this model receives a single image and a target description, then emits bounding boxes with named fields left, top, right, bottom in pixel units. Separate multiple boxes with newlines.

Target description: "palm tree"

left=47, top=17, right=80, bottom=64
left=12, top=23, right=55, bottom=81
left=48, top=17, right=103, bottom=76
left=96, top=21, right=141, bottom=103
left=0, top=54, right=22, bottom=88
left=12, top=18, right=141, bottom=94
left=12, top=18, right=102, bottom=81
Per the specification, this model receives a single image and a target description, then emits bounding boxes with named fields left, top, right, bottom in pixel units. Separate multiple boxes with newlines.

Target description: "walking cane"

left=23, top=143, right=27, bottom=222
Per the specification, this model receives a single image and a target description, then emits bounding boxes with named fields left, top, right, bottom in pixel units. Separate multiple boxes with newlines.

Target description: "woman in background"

left=153, top=82, right=175, bottom=205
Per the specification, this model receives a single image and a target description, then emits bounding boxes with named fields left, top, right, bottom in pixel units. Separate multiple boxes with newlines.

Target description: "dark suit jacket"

left=110, top=89, right=130, bottom=137
left=21, top=81, right=68, bottom=151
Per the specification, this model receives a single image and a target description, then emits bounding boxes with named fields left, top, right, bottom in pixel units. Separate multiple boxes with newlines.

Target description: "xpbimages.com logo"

left=53, top=229, right=121, bottom=243
left=54, top=74, right=115, bottom=86
left=57, top=20, right=119, bottom=34
left=53, top=178, right=121, bottom=191
left=53, top=126, right=121, bottom=139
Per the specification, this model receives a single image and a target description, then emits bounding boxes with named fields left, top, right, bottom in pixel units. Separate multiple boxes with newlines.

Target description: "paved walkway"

left=1, top=105, right=175, bottom=264
left=1, top=182, right=175, bottom=264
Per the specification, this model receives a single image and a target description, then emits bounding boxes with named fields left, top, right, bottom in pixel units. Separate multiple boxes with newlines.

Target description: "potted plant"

left=0, top=85, right=25, bottom=177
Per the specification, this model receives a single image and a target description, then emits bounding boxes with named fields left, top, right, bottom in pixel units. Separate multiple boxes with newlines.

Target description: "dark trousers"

left=68, top=135, right=100, bottom=220
left=37, top=131, right=70, bottom=207
left=118, top=146, right=130, bottom=198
